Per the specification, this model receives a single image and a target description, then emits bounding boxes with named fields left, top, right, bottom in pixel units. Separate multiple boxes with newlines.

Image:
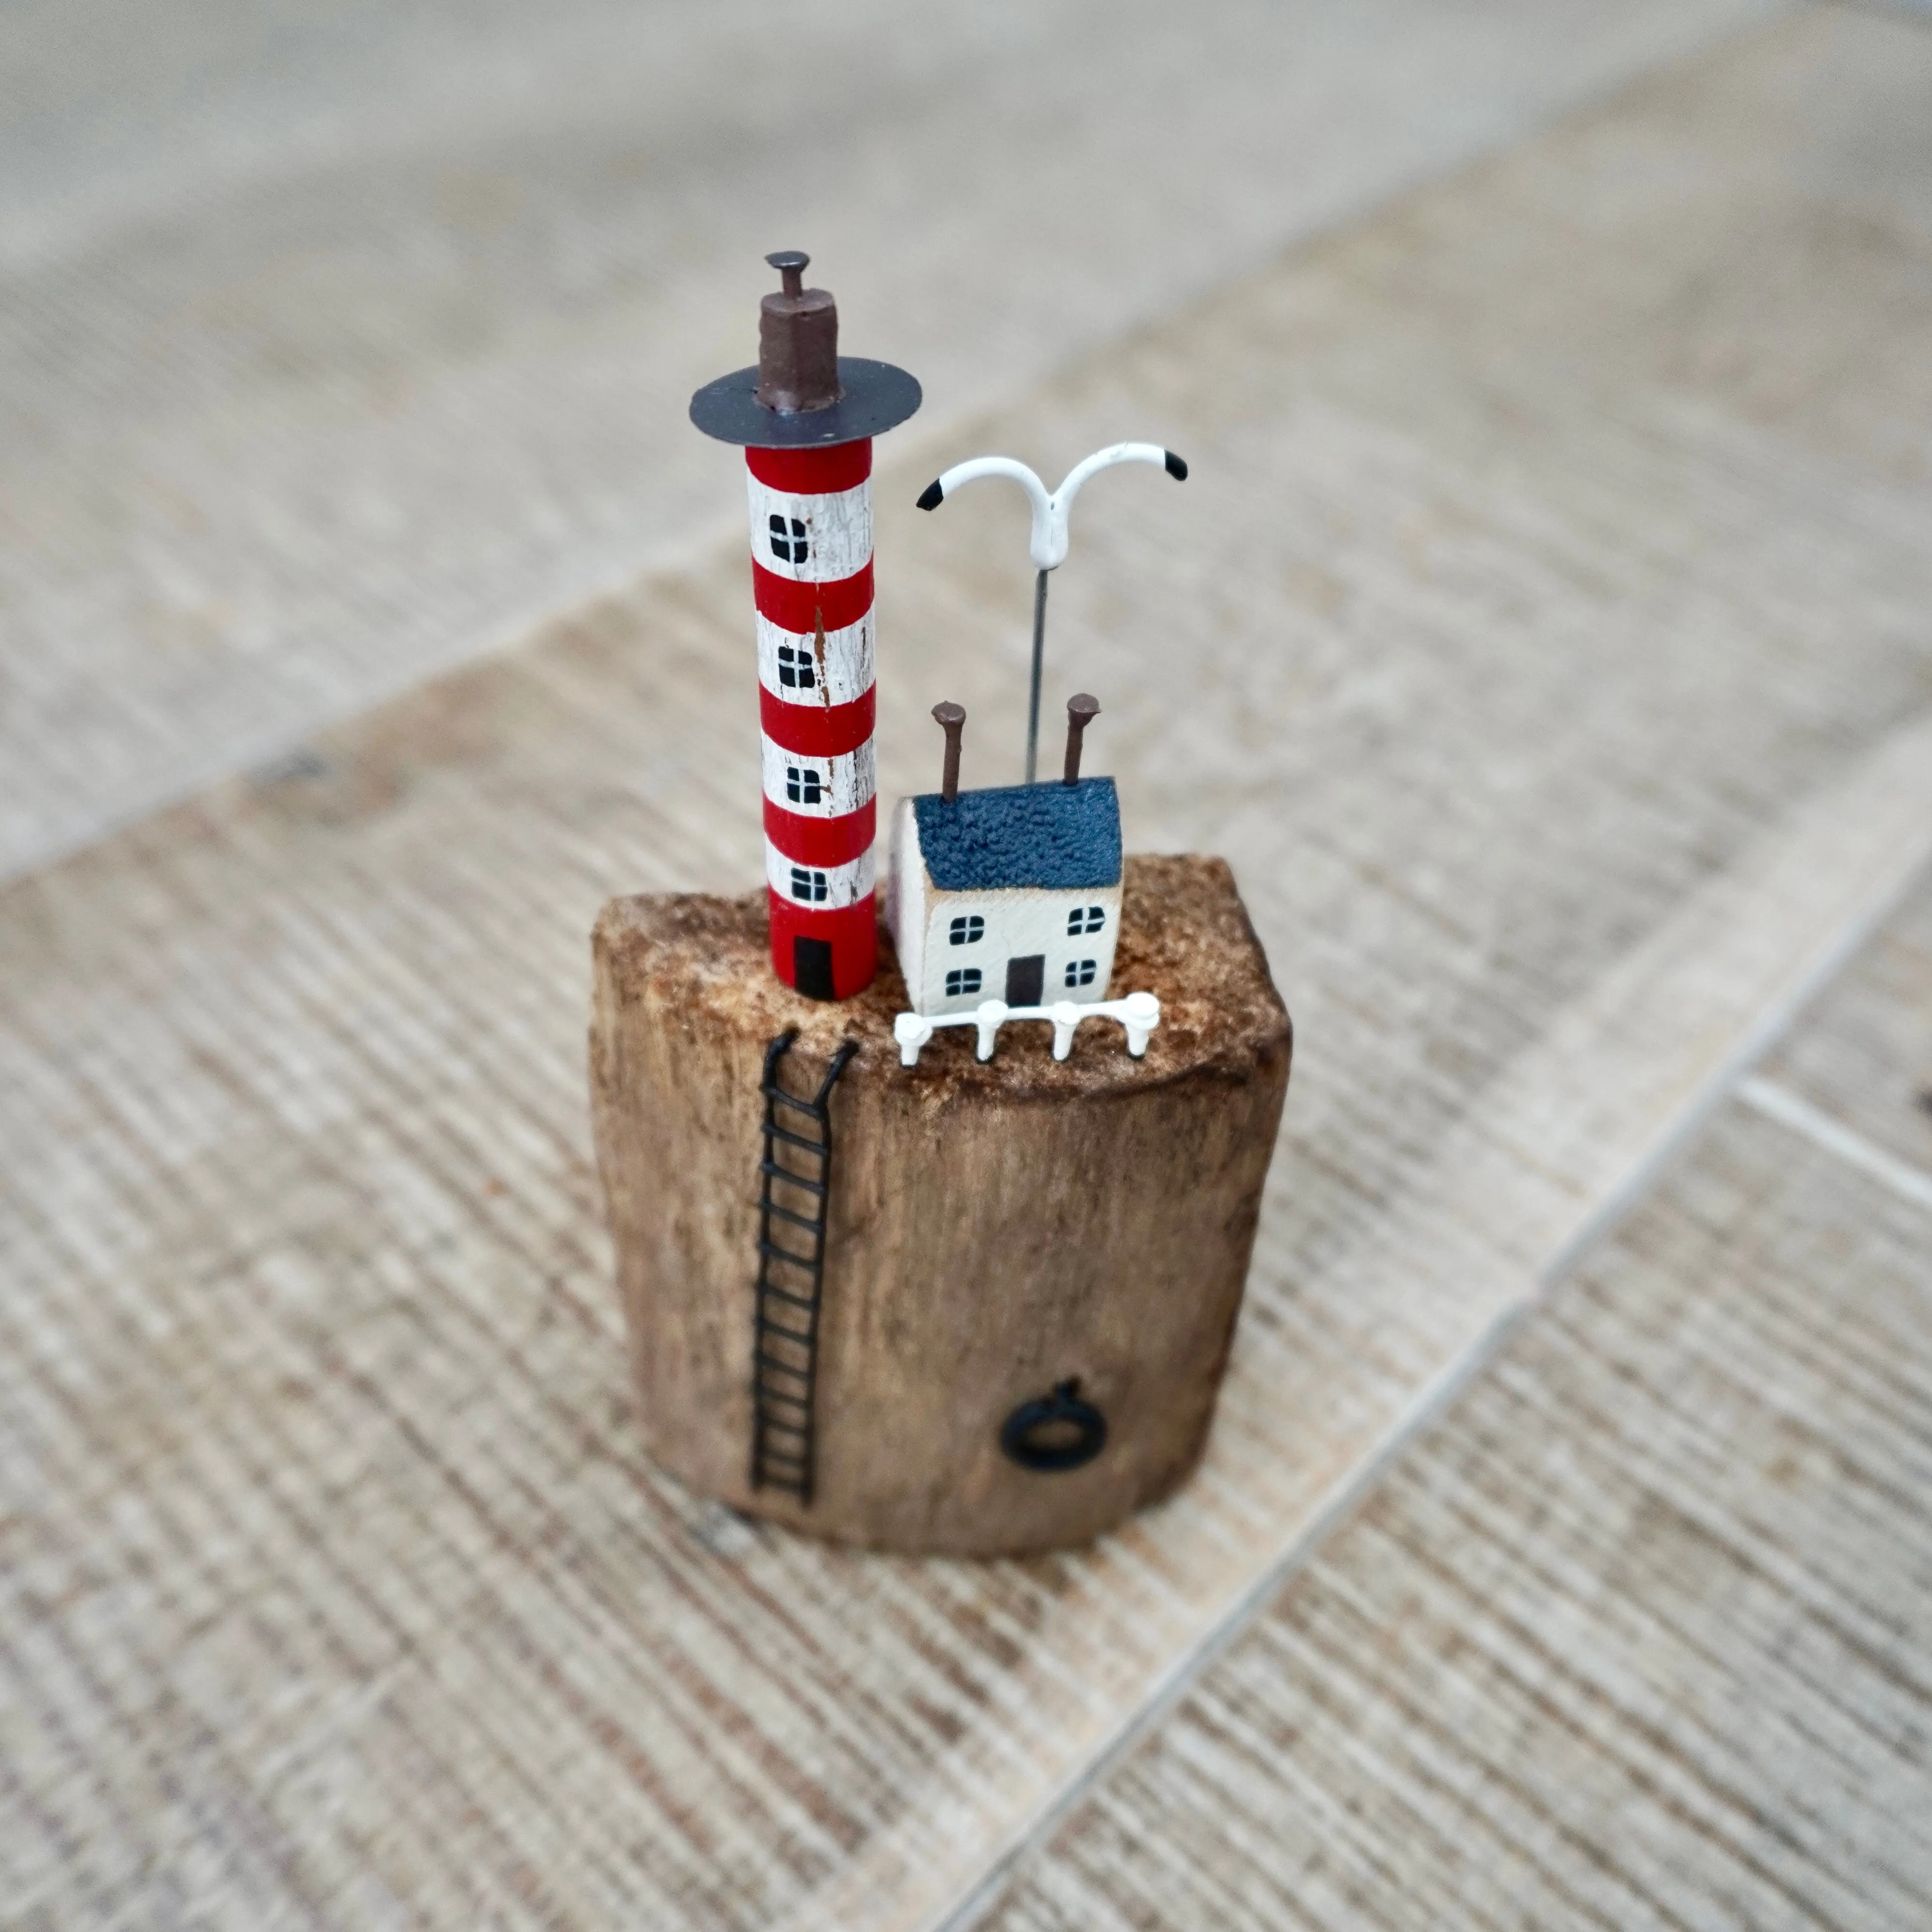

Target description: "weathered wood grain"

left=0, top=0, right=1778, bottom=880
left=591, top=858, right=1290, bottom=1554
left=978, top=1089, right=1932, bottom=1932
left=4, top=10, right=1932, bottom=1929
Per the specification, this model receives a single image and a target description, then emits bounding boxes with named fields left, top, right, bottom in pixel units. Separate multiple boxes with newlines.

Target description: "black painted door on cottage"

left=793, top=936, right=835, bottom=1001
left=1005, top=954, right=1045, bottom=1007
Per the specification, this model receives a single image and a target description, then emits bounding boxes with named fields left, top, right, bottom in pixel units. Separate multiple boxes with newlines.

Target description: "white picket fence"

left=893, top=992, right=1160, bottom=1067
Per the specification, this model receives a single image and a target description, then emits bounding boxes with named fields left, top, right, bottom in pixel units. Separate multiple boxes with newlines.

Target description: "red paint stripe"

left=763, top=797, right=876, bottom=867
left=746, top=440, right=872, bottom=494
left=767, top=891, right=878, bottom=999
left=760, top=683, right=875, bottom=757
left=752, top=560, right=872, bottom=634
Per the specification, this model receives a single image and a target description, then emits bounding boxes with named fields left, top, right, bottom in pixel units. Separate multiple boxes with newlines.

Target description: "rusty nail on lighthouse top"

left=689, top=250, right=921, bottom=448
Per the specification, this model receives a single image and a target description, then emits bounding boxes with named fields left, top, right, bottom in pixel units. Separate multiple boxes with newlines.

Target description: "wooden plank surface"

left=1756, top=871, right=1932, bottom=1173
left=979, top=1075, right=1932, bottom=1931
left=5, top=8, right=1932, bottom=1928
left=0, top=0, right=1776, bottom=880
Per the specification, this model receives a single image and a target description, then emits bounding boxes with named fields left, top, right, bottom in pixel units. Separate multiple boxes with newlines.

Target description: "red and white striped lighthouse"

left=691, top=252, right=921, bottom=1000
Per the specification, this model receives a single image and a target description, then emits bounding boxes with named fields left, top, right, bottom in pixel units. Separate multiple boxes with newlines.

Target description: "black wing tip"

left=1164, top=450, right=1188, bottom=481
left=916, top=479, right=944, bottom=511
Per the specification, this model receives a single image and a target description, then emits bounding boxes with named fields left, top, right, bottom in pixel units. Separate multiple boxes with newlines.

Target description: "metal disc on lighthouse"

left=691, top=252, right=921, bottom=1001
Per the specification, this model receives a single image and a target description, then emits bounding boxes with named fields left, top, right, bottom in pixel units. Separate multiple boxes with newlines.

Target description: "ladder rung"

left=761, top=1244, right=823, bottom=1275
left=756, top=1299, right=814, bottom=1327
left=757, top=1239, right=821, bottom=1273
left=761, top=1200, right=822, bottom=1234
left=756, top=1448, right=808, bottom=1470
left=758, top=1415, right=809, bottom=1438
left=765, top=1123, right=829, bottom=1155
left=756, top=1280, right=817, bottom=1311
left=755, top=1383, right=810, bottom=1409
left=763, top=1086, right=825, bottom=1118
left=754, top=1351, right=811, bottom=1381
left=759, top=1160, right=826, bottom=1196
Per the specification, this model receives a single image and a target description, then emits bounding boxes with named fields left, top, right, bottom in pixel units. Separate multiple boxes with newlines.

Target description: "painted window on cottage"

left=769, top=514, right=809, bottom=564
left=945, top=968, right=982, bottom=997
left=790, top=866, right=828, bottom=903
left=786, top=766, right=823, bottom=805
left=1065, top=959, right=1098, bottom=987
left=948, top=915, right=985, bottom=946
left=1068, top=905, right=1105, bottom=935
left=776, top=641, right=816, bottom=689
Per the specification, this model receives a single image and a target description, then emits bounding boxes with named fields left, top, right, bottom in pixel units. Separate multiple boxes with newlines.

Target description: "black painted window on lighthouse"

left=786, top=766, right=823, bottom=805
left=790, top=866, right=828, bottom=903
left=776, top=641, right=816, bottom=689
left=769, top=514, right=810, bottom=565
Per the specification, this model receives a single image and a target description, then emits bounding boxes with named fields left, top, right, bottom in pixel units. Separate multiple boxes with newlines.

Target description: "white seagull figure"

left=918, top=442, right=1186, bottom=782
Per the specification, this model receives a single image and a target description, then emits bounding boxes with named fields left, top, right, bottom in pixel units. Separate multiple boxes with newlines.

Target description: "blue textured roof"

left=912, top=777, right=1122, bottom=892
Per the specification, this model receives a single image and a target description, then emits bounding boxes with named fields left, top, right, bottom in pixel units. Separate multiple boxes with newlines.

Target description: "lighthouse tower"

left=690, top=252, right=921, bottom=1000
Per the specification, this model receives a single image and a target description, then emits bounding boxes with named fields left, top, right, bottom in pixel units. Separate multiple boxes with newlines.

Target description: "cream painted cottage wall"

left=888, top=799, right=1122, bottom=1016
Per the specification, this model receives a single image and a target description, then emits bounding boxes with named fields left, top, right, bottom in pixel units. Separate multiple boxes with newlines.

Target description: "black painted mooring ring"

left=1000, top=1379, right=1108, bottom=1473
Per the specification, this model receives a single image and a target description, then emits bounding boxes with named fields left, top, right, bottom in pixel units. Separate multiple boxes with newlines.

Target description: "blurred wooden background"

left=3, top=3, right=1931, bottom=1926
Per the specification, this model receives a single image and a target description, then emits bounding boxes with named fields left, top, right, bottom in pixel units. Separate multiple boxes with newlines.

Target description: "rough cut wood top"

left=592, top=853, right=1290, bottom=1098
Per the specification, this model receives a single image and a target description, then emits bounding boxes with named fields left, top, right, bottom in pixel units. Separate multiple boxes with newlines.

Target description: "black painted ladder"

left=749, top=1030, right=856, bottom=1505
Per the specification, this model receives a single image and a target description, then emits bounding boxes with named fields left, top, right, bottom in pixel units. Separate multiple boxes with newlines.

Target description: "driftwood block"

left=589, top=853, right=1291, bottom=1555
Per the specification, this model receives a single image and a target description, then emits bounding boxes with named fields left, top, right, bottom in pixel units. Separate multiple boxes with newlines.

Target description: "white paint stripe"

left=791, top=707, right=1932, bottom=1932
left=763, top=840, right=875, bottom=907
left=746, top=474, right=872, bottom=584
left=1736, top=1076, right=1932, bottom=1215
left=757, top=610, right=874, bottom=708
left=759, top=739, right=875, bottom=818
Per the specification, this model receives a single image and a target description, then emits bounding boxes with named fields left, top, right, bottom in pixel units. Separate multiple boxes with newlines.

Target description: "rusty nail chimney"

left=756, top=250, right=843, bottom=414
left=933, top=702, right=966, bottom=803
left=1063, top=693, right=1099, bottom=784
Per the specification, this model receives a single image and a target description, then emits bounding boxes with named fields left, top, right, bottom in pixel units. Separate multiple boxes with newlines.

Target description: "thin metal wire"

left=1025, top=568, right=1049, bottom=784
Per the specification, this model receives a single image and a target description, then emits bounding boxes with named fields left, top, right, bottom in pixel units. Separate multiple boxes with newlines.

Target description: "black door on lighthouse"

left=1005, top=954, right=1045, bottom=1006
left=794, top=936, right=835, bottom=1001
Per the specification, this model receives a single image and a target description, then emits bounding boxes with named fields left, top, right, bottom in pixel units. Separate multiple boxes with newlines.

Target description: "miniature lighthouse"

left=690, top=252, right=921, bottom=1001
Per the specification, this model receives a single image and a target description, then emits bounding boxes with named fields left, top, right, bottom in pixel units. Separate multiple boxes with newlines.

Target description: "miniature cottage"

left=887, top=773, right=1123, bottom=1017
